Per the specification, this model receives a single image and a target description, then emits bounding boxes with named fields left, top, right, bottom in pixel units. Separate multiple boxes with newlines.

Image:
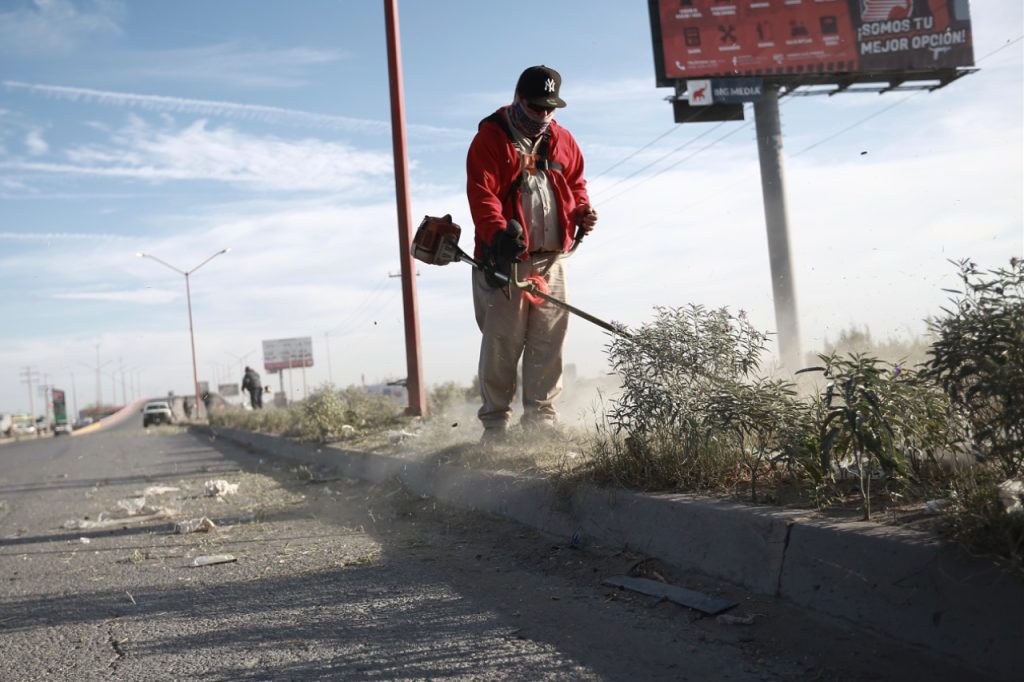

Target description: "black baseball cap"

left=515, top=65, right=567, bottom=109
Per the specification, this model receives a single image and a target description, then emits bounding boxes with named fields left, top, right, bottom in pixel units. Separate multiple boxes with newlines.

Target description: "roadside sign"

left=218, top=383, right=240, bottom=397
left=687, top=79, right=713, bottom=105
left=262, top=336, right=314, bottom=371
left=711, top=78, right=763, bottom=103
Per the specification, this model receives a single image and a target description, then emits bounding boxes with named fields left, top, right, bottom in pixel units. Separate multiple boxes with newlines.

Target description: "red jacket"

left=466, top=107, right=590, bottom=260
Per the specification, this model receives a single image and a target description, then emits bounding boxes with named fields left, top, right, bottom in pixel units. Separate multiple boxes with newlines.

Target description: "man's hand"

left=490, top=220, right=527, bottom=260
left=575, top=204, right=598, bottom=234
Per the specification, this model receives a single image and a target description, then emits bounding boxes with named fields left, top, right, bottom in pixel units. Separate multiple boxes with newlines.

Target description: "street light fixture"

left=137, top=248, right=230, bottom=418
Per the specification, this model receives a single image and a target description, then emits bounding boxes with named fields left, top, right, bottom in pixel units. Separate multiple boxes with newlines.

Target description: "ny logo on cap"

left=544, top=78, right=556, bottom=93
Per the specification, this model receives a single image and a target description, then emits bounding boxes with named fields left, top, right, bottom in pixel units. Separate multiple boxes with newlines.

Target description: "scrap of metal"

left=602, top=575, right=738, bottom=615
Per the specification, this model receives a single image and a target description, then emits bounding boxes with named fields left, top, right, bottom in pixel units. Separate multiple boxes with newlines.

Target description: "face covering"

left=509, top=100, right=551, bottom=138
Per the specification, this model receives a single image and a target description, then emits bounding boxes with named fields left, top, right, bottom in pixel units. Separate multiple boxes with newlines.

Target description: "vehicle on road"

left=141, top=401, right=174, bottom=427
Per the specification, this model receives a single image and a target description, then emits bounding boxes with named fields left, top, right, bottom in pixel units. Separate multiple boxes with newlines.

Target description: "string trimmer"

left=411, top=214, right=629, bottom=337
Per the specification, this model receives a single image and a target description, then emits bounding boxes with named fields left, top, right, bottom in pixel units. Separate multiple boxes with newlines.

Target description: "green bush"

left=298, top=385, right=347, bottom=443
left=925, top=258, right=1024, bottom=477
left=429, top=381, right=471, bottom=415
left=338, top=386, right=402, bottom=430
left=599, top=305, right=804, bottom=492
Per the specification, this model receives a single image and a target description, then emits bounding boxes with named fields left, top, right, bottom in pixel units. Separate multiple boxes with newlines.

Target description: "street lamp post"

left=137, top=248, right=230, bottom=419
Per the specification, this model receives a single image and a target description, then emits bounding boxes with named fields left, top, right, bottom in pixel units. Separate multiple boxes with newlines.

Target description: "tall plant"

left=925, top=258, right=1024, bottom=477
left=606, top=305, right=768, bottom=447
left=703, top=377, right=804, bottom=502
left=801, top=354, right=905, bottom=520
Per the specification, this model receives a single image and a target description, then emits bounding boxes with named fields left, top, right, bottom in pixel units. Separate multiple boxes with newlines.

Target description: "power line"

left=591, top=121, right=729, bottom=201
left=589, top=124, right=681, bottom=182
left=597, top=119, right=754, bottom=207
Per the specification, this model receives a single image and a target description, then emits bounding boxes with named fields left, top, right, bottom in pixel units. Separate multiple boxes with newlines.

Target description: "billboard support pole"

left=754, top=86, right=801, bottom=371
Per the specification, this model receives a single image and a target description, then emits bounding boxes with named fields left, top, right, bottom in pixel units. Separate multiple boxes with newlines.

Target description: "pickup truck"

left=141, top=401, right=175, bottom=427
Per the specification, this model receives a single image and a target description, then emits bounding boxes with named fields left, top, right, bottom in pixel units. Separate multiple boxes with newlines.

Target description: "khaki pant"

left=472, top=254, right=568, bottom=430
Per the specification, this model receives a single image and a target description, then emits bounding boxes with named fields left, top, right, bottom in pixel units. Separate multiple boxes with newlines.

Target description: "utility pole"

left=120, top=357, right=127, bottom=406
left=95, top=343, right=102, bottom=408
left=71, top=371, right=79, bottom=422
left=19, top=366, right=38, bottom=420
left=324, top=331, right=334, bottom=386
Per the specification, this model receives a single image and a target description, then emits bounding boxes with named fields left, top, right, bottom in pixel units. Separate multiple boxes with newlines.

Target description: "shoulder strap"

left=480, top=112, right=563, bottom=172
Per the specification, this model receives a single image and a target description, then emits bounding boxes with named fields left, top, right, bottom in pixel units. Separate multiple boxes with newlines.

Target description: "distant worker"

left=241, top=366, right=263, bottom=409
left=466, top=65, right=598, bottom=442
left=183, top=397, right=192, bottom=419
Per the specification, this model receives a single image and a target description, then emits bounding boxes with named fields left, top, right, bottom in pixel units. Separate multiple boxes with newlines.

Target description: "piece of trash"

left=175, top=517, right=217, bottom=534
left=205, top=480, right=239, bottom=497
left=387, top=430, right=418, bottom=443
left=717, top=613, right=758, bottom=625
left=190, top=554, right=236, bottom=567
left=142, top=486, right=180, bottom=496
left=79, top=537, right=91, bottom=544
left=125, top=591, right=136, bottom=605
left=116, top=496, right=148, bottom=515
left=629, top=558, right=667, bottom=583
left=924, top=498, right=952, bottom=514
left=570, top=529, right=583, bottom=549
left=63, top=507, right=173, bottom=530
left=602, top=576, right=738, bottom=615
left=340, top=425, right=356, bottom=436
left=998, top=479, right=1024, bottom=516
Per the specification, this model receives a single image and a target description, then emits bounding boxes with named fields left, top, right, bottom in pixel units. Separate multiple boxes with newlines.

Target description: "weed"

left=925, top=258, right=1024, bottom=478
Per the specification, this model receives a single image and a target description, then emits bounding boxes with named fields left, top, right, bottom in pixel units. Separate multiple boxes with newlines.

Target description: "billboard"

left=651, top=0, right=973, bottom=84
left=262, top=336, right=314, bottom=371
left=218, top=383, right=240, bottom=397
left=52, top=389, right=67, bottom=422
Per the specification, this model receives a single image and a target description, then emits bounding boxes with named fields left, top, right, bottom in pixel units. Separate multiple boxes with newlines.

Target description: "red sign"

left=656, top=0, right=973, bottom=80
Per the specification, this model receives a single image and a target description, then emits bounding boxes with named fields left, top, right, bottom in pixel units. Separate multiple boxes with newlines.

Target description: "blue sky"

left=1, top=0, right=1021, bottom=417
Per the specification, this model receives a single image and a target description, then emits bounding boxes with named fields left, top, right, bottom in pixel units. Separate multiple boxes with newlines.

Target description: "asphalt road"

left=0, top=419, right=983, bottom=681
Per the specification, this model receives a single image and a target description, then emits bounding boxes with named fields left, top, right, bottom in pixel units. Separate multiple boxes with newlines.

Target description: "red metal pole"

left=384, top=0, right=427, bottom=417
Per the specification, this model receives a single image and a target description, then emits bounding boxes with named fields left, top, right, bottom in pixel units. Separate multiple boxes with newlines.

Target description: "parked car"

left=53, top=421, right=73, bottom=436
left=141, top=401, right=174, bottom=427
left=11, top=421, right=36, bottom=436
left=72, top=417, right=94, bottom=430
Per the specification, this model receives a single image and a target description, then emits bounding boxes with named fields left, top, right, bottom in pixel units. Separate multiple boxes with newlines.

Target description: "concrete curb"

left=204, top=426, right=1022, bottom=680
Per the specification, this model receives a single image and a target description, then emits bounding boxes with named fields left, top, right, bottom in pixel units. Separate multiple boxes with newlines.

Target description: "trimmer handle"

left=567, top=225, right=588, bottom=256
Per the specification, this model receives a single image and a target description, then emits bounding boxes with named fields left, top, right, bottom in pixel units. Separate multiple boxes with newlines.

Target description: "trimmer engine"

left=412, top=214, right=464, bottom=266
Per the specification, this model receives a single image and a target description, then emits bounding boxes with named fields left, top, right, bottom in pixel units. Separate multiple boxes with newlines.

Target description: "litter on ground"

left=717, top=613, right=758, bottom=625
left=998, top=479, right=1024, bottom=515
left=142, top=486, right=180, bottom=496
left=190, top=554, right=236, bottom=567
left=205, top=480, right=239, bottom=497
left=116, top=496, right=148, bottom=515
left=63, top=507, right=174, bottom=530
left=175, top=517, right=217, bottom=534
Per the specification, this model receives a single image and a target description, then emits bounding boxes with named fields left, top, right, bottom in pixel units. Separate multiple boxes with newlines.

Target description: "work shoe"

left=520, top=419, right=563, bottom=440
left=479, top=427, right=510, bottom=446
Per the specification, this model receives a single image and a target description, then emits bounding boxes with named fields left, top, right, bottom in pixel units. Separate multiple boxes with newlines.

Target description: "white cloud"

left=25, top=128, right=48, bottom=155
left=5, top=116, right=398, bottom=193
left=2, top=81, right=466, bottom=138
left=0, top=230, right=125, bottom=241
left=53, top=288, right=178, bottom=304
left=0, top=0, right=122, bottom=54
left=114, top=42, right=346, bottom=89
